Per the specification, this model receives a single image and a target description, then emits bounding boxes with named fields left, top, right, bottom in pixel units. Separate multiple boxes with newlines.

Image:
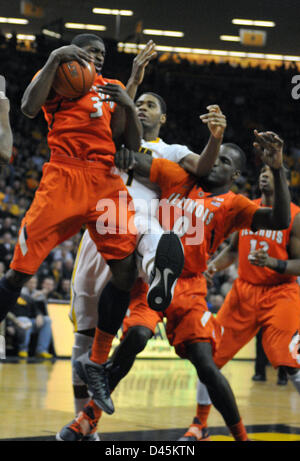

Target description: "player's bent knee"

left=126, top=326, right=152, bottom=354
left=197, top=363, right=219, bottom=386
left=109, top=254, right=138, bottom=291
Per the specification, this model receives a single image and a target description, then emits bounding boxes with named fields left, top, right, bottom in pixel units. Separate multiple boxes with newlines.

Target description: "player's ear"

left=232, top=169, right=241, bottom=180
left=160, top=114, right=167, bottom=125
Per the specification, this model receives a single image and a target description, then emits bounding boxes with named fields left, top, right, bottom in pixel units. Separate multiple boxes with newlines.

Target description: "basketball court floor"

left=1, top=358, right=300, bottom=442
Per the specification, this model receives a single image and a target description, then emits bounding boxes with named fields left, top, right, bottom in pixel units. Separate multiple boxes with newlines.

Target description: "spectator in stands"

left=58, top=278, right=71, bottom=301
left=0, top=231, right=15, bottom=269
left=8, top=292, right=53, bottom=359
left=41, top=276, right=62, bottom=300
left=0, top=217, right=18, bottom=238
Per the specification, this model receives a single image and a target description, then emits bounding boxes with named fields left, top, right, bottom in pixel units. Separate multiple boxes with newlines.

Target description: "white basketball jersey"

left=119, top=138, right=192, bottom=205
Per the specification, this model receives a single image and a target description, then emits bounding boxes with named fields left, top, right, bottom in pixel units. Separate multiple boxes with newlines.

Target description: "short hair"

left=71, top=33, right=104, bottom=48
left=223, top=143, right=247, bottom=173
left=141, top=92, right=167, bottom=114
left=260, top=162, right=291, bottom=181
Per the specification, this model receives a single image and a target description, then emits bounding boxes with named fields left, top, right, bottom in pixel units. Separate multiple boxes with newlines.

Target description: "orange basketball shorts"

left=11, top=154, right=137, bottom=274
left=214, top=278, right=300, bottom=369
left=123, top=275, right=223, bottom=359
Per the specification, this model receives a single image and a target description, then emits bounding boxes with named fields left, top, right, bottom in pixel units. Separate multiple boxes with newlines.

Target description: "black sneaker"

left=56, top=404, right=101, bottom=442
left=252, top=373, right=266, bottom=382
left=147, top=231, right=184, bottom=312
left=73, top=352, right=114, bottom=415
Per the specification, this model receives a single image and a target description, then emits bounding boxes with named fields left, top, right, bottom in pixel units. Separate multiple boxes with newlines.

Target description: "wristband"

left=273, top=259, right=287, bottom=274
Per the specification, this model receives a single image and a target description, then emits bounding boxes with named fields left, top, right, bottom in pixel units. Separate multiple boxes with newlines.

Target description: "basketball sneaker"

left=147, top=231, right=184, bottom=312
left=18, top=351, right=28, bottom=358
left=36, top=351, right=53, bottom=360
left=56, top=404, right=100, bottom=441
left=178, top=417, right=211, bottom=441
left=73, top=352, right=114, bottom=415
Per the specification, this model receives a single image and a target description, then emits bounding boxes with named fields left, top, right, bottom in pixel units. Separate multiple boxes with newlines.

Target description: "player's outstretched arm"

left=126, top=41, right=157, bottom=100
left=0, top=76, right=12, bottom=164
left=99, top=84, right=142, bottom=151
left=21, top=45, right=93, bottom=118
left=180, top=105, right=226, bottom=176
left=205, top=232, right=239, bottom=282
left=249, top=213, right=300, bottom=275
left=115, top=146, right=152, bottom=177
left=251, top=131, right=291, bottom=231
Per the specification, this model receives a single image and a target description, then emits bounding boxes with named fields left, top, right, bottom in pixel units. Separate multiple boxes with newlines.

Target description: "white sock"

left=287, top=369, right=300, bottom=394
left=197, top=379, right=212, bottom=405
left=72, top=333, right=94, bottom=415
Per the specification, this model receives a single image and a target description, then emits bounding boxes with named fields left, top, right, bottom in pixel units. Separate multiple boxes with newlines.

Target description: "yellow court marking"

left=249, top=433, right=300, bottom=442
left=211, top=433, right=300, bottom=442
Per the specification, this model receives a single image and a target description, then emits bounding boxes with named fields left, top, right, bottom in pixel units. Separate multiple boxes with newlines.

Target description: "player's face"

left=82, top=40, right=106, bottom=73
left=135, top=94, right=165, bottom=130
left=202, top=146, right=239, bottom=187
left=259, top=165, right=274, bottom=194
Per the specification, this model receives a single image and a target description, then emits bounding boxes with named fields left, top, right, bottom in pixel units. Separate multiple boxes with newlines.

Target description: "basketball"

left=52, top=60, right=96, bottom=99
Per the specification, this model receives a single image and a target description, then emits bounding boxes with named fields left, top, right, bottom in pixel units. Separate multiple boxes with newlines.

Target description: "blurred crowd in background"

left=0, top=34, right=300, bottom=315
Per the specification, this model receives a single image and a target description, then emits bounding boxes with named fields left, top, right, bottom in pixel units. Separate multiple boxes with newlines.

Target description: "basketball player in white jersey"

left=57, top=46, right=226, bottom=441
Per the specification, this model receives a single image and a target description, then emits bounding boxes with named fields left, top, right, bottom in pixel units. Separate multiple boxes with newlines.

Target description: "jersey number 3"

left=90, top=96, right=103, bottom=118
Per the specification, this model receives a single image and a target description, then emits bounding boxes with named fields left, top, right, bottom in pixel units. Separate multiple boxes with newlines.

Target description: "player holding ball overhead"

left=0, top=35, right=179, bottom=402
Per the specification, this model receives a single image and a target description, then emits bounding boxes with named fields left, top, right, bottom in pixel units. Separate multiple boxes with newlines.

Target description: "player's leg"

left=59, top=279, right=159, bottom=441
left=73, top=251, right=138, bottom=414
left=260, top=284, right=300, bottom=394
left=178, top=379, right=212, bottom=441
left=107, top=282, right=161, bottom=391
left=186, top=342, right=248, bottom=441
left=58, top=233, right=114, bottom=441
left=252, top=328, right=268, bottom=381
left=178, top=279, right=258, bottom=441
left=134, top=214, right=184, bottom=312
left=68, top=230, right=112, bottom=417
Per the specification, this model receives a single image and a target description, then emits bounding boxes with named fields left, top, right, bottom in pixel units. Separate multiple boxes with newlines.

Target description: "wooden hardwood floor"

left=0, top=358, right=300, bottom=441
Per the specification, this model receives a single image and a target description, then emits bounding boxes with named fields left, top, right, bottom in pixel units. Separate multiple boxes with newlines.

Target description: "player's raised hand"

left=200, top=105, right=226, bottom=139
left=97, top=84, right=135, bottom=108
left=129, top=41, right=157, bottom=85
left=115, top=146, right=136, bottom=171
left=253, top=130, right=283, bottom=170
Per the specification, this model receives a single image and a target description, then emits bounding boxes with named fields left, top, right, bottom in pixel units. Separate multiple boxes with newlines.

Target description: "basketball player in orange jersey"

left=0, top=75, right=12, bottom=163
left=68, top=131, right=291, bottom=441
left=0, top=35, right=185, bottom=411
left=180, top=163, right=300, bottom=441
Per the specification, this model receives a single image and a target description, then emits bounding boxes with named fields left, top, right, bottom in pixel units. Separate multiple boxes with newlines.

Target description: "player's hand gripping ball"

left=53, top=60, right=96, bottom=99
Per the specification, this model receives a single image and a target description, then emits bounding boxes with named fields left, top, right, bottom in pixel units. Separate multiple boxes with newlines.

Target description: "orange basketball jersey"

left=238, top=199, right=300, bottom=285
left=41, top=74, right=125, bottom=163
left=150, top=158, right=260, bottom=276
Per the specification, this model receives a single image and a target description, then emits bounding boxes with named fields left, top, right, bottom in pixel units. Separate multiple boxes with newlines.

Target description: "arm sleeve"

left=150, top=158, right=191, bottom=195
